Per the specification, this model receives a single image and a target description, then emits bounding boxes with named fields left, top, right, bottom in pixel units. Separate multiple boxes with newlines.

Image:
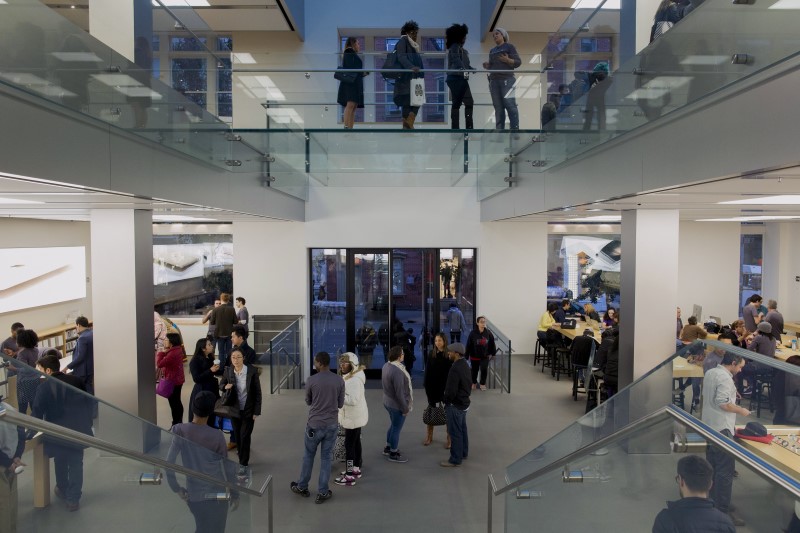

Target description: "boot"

left=423, top=425, right=433, bottom=446
left=450, top=107, right=460, bottom=130
left=445, top=432, right=451, bottom=449
left=406, top=111, right=417, bottom=129
left=465, top=105, right=474, bottom=130
left=402, top=115, right=412, bottom=129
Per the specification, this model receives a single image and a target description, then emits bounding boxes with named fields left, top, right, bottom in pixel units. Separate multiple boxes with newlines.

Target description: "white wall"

left=677, top=221, right=740, bottom=324
left=763, top=222, right=800, bottom=321
left=0, top=218, right=92, bottom=330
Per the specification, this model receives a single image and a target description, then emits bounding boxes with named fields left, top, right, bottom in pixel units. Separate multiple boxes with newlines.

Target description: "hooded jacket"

left=339, top=353, right=368, bottom=429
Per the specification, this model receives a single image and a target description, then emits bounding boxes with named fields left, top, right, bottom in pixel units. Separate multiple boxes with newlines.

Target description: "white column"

left=90, top=209, right=156, bottom=422
left=89, top=0, right=135, bottom=61
left=619, top=210, right=679, bottom=386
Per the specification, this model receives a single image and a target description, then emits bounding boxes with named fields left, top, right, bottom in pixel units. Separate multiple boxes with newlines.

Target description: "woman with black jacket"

left=423, top=332, right=453, bottom=447
left=220, top=348, right=262, bottom=477
left=393, top=20, right=424, bottom=129
left=337, top=37, right=367, bottom=129
left=465, top=316, right=497, bottom=391
left=188, top=337, right=220, bottom=426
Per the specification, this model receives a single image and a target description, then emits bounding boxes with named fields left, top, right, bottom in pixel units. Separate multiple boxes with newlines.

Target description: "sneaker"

left=439, top=460, right=460, bottom=467
left=387, top=452, right=408, bottom=463
left=382, top=446, right=391, bottom=456
left=290, top=482, right=310, bottom=497
left=339, top=468, right=362, bottom=479
left=66, top=501, right=80, bottom=512
left=480, top=385, right=487, bottom=391
left=237, top=465, right=248, bottom=478
left=315, top=490, right=333, bottom=504
left=334, top=474, right=357, bottom=486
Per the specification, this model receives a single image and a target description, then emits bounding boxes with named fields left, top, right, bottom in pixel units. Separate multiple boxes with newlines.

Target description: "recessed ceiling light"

left=697, top=215, right=800, bottom=222
left=52, top=52, right=104, bottom=63
left=153, top=214, right=215, bottom=222
left=0, top=197, right=45, bottom=205
left=567, top=215, right=621, bottom=222
left=233, top=53, right=256, bottom=64
left=719, top=195, right=800, bottom=205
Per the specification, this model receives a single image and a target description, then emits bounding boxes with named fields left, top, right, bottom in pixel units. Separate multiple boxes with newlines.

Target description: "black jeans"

left=450, top=331, right=462, bottom=343
left=446, top=78, right=474, bottom=129
left=167, top=384, right=184, bottom=427
left=187, top=500, right=228, bottom=533
left=706, top=429, right=735, bottom=513
left=344, top=427, right=362, bottom=471
left=231, top=414, right=255, bottom=466
left=53, top=448, right=84, bottom=504
left=470, top=358, right=489, bottom=386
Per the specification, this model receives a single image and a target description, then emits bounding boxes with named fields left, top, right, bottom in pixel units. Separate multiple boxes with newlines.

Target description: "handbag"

left=381, top=50, right=402, bottom=80
left=213, top=397, right=240, bottom=420
left=334, top=69, right=358, bottom=83
left=334, top=425, right=346, bottom=462
left=410, top=78, right=426, bottom=107
left=156, top=377, right=174, bottom=398
left=423, top=403, right=446, bottom=426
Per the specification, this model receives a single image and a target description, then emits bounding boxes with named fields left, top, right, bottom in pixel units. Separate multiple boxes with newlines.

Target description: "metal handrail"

left=0, top=407, right=268, bottom=498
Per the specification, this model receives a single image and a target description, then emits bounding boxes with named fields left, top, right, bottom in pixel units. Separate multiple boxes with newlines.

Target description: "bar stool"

left=553, top=347, right=571, bottom=381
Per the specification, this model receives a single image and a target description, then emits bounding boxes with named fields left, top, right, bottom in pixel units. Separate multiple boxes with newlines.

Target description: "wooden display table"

left=736, top=425, right=800, bottom=480
left=673, top=357, right=704, bottom=379
left=550, top=324, right=602, bottom=343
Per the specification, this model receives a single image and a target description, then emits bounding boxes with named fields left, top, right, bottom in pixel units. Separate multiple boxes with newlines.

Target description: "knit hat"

left=756, top=322, right=772, bottom=334
left=494, top=27, right=510, bottom=43
left=340, top=351, right=359, bottom=367
left=447, top=342, right=466, bottom=355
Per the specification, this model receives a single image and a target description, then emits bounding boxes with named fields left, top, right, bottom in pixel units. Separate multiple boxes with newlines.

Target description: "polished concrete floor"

left=11, top=354, right=797, bottom=532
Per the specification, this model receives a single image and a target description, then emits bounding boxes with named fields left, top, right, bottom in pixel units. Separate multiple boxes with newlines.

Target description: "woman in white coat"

left=335, top=352, right=368, bottom=486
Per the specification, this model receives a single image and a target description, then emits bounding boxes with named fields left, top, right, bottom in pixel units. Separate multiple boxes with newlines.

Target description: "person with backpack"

left=392, top=20, right=424, bottom=129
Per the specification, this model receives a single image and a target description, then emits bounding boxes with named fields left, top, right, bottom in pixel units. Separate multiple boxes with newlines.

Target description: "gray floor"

left=11, top=355, right=796, bottom=531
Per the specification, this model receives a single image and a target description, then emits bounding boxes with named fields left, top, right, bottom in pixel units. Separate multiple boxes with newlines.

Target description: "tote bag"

left=410, top=78, right=426, bottom=107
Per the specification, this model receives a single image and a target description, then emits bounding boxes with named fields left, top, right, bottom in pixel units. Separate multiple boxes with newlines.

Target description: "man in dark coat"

left=33, top=354, right=93, bottom=512
left=652, top=455, right=735, bottom=532
left=441, top=343, right=471, bottom=467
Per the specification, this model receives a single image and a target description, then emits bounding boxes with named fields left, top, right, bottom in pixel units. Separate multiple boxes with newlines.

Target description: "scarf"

left=403, top=34, right=420, bottom=53
left=390, top=360, right=414, bottom=412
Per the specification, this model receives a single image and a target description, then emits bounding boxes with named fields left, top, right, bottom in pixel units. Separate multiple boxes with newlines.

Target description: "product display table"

left=672, top=357, right=704, bottom=379
left=736, top=425, right=800, bottom=479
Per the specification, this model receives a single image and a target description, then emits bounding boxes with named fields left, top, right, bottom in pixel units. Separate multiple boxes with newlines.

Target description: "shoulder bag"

left=334, top=69, right=358, bottom=83
left=381, top=50, right=403, bottom=80
left=214, top=369, right=241, bottom=419
left=156, top=369, right=175, bottom=398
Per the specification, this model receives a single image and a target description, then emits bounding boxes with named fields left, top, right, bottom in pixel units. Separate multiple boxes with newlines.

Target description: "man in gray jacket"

left=446, top=304, right=467, bottom=343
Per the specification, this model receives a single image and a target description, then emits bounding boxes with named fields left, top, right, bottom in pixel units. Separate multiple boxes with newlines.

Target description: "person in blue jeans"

left=291, top=352, right=344, bottom=504
left=441, top=342, right=471, bottom=467
left=382, top=345, right=413, bottom=463
left=482, top=28, right=521, bottom=130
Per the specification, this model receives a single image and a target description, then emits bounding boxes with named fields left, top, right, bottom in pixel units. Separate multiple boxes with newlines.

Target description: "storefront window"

left=740, top=233, right=763, bottom=311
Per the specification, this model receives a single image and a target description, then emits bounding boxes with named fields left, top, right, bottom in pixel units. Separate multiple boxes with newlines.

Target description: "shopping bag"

left=410, top=78, right=426, bottom=107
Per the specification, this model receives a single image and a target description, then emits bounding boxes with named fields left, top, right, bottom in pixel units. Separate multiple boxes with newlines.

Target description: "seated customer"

left=652, top=455, right=735, bottom=532
left=537, top=303, right=558, bottom=343
left=582, top=303, right=600, bottom=322
left=553, top=299, right=570, bottom=324
left=679, top=316, right=708, bottom=343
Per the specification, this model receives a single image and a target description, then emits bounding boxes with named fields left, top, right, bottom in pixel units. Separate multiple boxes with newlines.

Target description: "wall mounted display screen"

left=0, top=246, right=86, bottom=313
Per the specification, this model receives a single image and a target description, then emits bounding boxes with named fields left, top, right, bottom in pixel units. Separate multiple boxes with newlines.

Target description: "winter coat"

left=339, top=369, right=368, bottom=429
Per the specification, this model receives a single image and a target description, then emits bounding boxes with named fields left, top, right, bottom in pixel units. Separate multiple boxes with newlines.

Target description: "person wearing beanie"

left=482, top=27, right=521, bottom=130
left=440, top=342, right=471, bottom=467
left=166, top=391, right=239, bottom=531
left=335, top=352, right=368, bottom=486
left=738, top=320, right=776, bottom=397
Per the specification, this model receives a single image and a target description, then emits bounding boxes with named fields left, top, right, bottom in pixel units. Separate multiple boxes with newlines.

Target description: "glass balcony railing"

left=0, top=355, right=270, bottom=531
left=489, top=338, right=800, bottom=531
left=2, top=0, right=799, bottom=201
left=0, top=403, right=270, bottom=532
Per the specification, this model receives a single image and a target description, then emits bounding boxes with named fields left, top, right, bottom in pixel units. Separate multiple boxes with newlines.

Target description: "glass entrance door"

left=351, top=250, right=390, bottom=375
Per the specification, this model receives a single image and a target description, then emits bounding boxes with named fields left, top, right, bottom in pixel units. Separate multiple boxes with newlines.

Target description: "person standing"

left=202, top=299, right=221, bottom=338
left=1, top=322, right=23, bottom=358
left=765, top=299, right=785, bottom=345
left=157, top=332, right=186, bottom=428
left=482, top=28, right=521, bottom=130
left=33, top=354, right=93, bottom=512
left=440, top=342, right=471, bottom=468
left=742, top=294, right=763, bottom=334
left=651, top=455, right=735, bottom=532
left=465, top=316, right=497, bottom=391
left=446, top=303, right=467, bottom=343
left=445, top=23, right=474, bottom=130
left=209, top=293, right=238, bottom=368
left=382, top=345, right=413, bottom=463
left=231, top=325, right=257, bottom=366
left=11, top=329, right=40, bottom=414
left=291, top=352, right=344, bottom=504
left=337, top=37, right=367, bottom=130
left=393, top=20, right=423, bottom=129
left=335, top=352, right=368, bottom=487
left=188, top=338, right=220, bottom=427
left=0, top=397, right=26, bottom=530
left=166, top=391, right=238, bottom=533
left=422, top=333, right=452, bottom=447
left=68, top=316, right=94, bottom=395
left=701, top=353, right=749, bottom=526
left=220, top=348, right=261, bottom=478
left=234, top=297, right=249, bottom=333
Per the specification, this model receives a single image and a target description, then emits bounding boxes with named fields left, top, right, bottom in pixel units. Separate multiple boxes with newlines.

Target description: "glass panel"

left=740, top=234, right=763, bottom=311
left=266, top=316, right=302, bottom=393
left=310, top=249, right=347, bottom=359
left=504, top=410, right=800, bottom=532
left=389, top=249, right=428, bottom=381
left=353, top=252, right=390, bottom=371
left=439, top=249, right=476, bottom=343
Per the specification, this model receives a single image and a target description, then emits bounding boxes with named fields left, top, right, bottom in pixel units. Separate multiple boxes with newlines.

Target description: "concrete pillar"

left=90, top=209, right=156, bottom=422
left=619, top=209, right=679, bottom=386
left=89, top=0, right=152, bottom=63
left=620, top=0, right=663, bottom=63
